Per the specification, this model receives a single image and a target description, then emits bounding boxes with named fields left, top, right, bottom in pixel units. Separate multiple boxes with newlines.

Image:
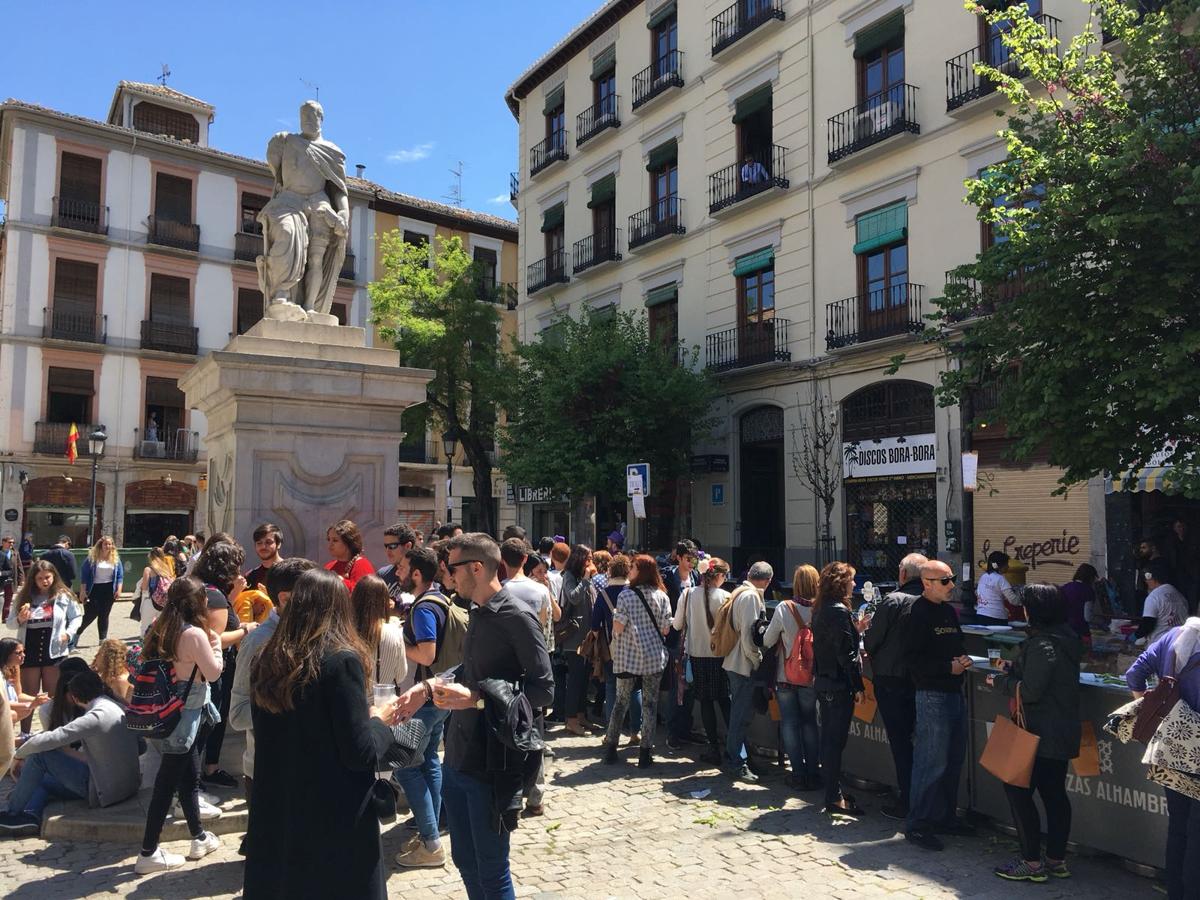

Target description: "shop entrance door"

left=845, top=477, right=937, bottom=582
left=738, top=406, right=785, bottom=576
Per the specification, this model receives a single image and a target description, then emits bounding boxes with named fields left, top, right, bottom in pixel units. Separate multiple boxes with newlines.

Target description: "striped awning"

left=1105, top=466, right=1174, bottom=494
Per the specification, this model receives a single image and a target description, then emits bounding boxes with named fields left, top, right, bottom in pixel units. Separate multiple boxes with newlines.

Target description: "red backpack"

left=782, top=601, right=814, bottom=686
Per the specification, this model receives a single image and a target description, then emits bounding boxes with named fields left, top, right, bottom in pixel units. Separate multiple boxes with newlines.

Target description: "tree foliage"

left=498, top=307, right=717, bottom=501
left=934, top=0, right=1200, bottom=492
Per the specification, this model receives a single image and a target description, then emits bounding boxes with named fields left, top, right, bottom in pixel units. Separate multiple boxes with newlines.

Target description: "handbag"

left=380, top=717, right=431, bottom=769
left=1071, top=721, right=1101, bottom=777
left=1143, top=693, right=1200, bottom=775
left=1133, top=656, right=1200, bottom=744
left=358, top=772, right=402, bottom=823
left=980, top=683, right=1040, bottom=788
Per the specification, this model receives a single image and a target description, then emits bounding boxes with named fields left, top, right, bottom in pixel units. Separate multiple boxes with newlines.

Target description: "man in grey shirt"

left=500, top=539, right=551, bottom=625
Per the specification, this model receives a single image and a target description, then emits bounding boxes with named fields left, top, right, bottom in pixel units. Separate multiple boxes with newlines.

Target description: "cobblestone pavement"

left=0, top=601, right=1163, bottom=899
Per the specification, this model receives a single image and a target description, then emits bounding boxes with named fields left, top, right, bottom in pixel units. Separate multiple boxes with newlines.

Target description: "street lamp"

left=442, top=428, right=458, bottom=526
left=86, top=426, right=107, bottom=546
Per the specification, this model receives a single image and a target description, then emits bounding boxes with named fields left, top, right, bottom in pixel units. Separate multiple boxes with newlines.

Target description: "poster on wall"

left=842, top=433, right=937, bottom=481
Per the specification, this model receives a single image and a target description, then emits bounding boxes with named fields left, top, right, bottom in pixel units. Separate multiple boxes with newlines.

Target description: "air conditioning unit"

left=855, top=101, right=896, bottom=141
left=140, top=441, right=166, bottom=458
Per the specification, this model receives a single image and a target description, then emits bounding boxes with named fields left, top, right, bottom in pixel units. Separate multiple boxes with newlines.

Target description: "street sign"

left=626, top=462, right=650, bottom=497
left=711, top=483, right=725, bottom=506
left=710, top=454, right=730, bottom=473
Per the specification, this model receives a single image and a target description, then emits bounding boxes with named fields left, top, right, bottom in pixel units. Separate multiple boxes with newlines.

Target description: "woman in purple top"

left=1059, top=564, right=1097, bottom=643
left=1126, top=617, right=1200, bottom=900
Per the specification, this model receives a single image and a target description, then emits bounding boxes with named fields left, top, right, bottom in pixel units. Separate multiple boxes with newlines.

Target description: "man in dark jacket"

left=40, top=536, right=76, bottom=589
left=426, top=532, right=553, bottom=900
left=863, top=552, right=927, bottom=821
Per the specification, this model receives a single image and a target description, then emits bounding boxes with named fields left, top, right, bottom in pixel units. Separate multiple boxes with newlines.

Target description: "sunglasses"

left=924, top=575, right=957, bottom=586
left=445, top=558, right=485, bottom=572
left=383, top=542, right=401, bottom=551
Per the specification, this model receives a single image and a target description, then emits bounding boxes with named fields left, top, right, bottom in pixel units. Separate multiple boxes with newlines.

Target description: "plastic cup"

left=435, top=671, right=456, bottom=687
left=373, top=683, right=397, bottom=707
left=988, top=648, right=1002, bottom=669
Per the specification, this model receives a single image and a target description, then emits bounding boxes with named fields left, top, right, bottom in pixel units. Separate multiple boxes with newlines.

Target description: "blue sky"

left=3, top=0, right=602, bottom=218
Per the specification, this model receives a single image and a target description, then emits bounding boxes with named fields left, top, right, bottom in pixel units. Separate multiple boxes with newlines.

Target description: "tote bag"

left=980, top=684, right=1040, bottom=788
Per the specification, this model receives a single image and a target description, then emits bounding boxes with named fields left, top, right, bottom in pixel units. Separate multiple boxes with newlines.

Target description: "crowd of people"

left=0, top=522, right=1199, bottom=899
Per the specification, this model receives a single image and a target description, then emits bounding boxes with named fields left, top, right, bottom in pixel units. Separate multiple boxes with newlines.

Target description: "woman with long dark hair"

left=325, top=519, right=375, bottom=592
left=560, top=544, right=597, bottom=736
left=7, top=559, right=79, bottom=720
left=244, top=568, right=399, bottom=900
left=1060, top=564, right=1097, bottom=642
left=812, top=561, right=865, bottom=818
left=351, top=574, right=408, bottom=691
left=672, top=556, right=732, bottom=764
left=0, top=638, right=47, bottom=729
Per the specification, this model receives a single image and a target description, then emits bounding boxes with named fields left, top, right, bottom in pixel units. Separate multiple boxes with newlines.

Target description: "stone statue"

left=256, top=100, right=349, bottom=324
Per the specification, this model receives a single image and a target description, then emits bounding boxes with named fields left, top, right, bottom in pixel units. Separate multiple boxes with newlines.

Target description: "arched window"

left=841, top=380, right=933, bottom=442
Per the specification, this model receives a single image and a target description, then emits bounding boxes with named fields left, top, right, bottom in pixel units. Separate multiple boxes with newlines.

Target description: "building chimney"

left=355, top=164, right=366, bottom=179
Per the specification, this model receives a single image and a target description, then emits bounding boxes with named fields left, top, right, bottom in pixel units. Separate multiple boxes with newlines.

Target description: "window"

left=236, top=287, right=263, bottom=335
left=403, top=230, right=430, bottom=268
left=739, top=266, right=775, bottom=324
left=983, top=0, right=1041, bottom=66
left=58, top=153, right=101, bottom=205
left=154, top=173, right=193, bottom=222
left=474, top=247, right=498, bottom=293
left=647, top=289, right=679, bottom=350
left=331, top=301, right=348, bottom=326
left=132, top=101, right=200, bottom=143
left=545, top=84, right=565, bottom=150
left=46, top=367, right=93, bottom=424
left=652, top=10, right=679, bottom=78
left=240, top=192, right=269, bottom=235
left=841, top=381, right=934, bottom=442
left=145, top=377, right=185, bottom=444
left=855, top=13, right=905, bottom=106
left=594, top=66, right=617, bottom=116
left=545, top=219, right=565, bottom=277
left=149, top=274, right=191, bottom=326
left=649, top=142, right=679, bottom=223
left=53, top=259, right=99, bottom=318
left=732, top=86, right=774, bottom=185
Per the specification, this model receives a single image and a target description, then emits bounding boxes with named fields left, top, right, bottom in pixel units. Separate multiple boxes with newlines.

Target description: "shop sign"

left=4, top=509, right=16, bottom=522
left=842, top=433, right=936, bottom=480
left=691, top=454, right=730, bottom=474
left=515, top=486, right=568, bottom=505
left=979, top=531, right=1082, bottom=571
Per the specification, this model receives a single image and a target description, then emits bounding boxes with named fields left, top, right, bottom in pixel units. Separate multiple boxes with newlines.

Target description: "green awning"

left=644, top=283, right=678, bottom=308
left=853, top=11, right=905, bottom=59
left=540, top=203, right=564, bottom=233
left=647, top=1, right=676, bottom=29
left=646, top=139, right=677, bottom=172
left=587, top=174, right=616, bottom=209
left=591, top=46, right=616, bottom=80
left=543, top=85, right=564, bottom=115
left=732, top=85, right=772, bottom=124
left=854, top=201, right=908, bottom=254
left=732, top=247, right=775, bottom=277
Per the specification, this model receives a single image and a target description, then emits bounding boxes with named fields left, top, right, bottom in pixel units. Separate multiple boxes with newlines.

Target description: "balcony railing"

left=527, top=249, right=569, bottom=295
left=827, top=84, right=920, bottom=164
left=632, top=50, right=684, bottom=110
left=576, top=96, right=621, bottom=146
left=709, top=145, right=789, bottom=214
left=825, top=283, right=925, bottom=349
left=530, top=130, right=569, bottom=178
left=34, top=421, right=102, bottom=456
left=234, top=231, right=263, bottom=262
left=134, top=427, right=200, bottom=462
left=340, top=252, right=356, bottom=280
left=706, top=319, right=791, bottom=372
left=711, top=0, right=785, bottom=55
left=141, top=319, right=199, bottom=355
left=43, top=307, right=106, bottom=344
left=510, top=172, right=519, bottom=205
left=1102, top=0, right=1165, bottom=43
left=398, top=439, right=439, bottom=464
left=52, top=196, right=108, bottom=235
left=477, top=281, right=519, bottom=309
left=946, top=15, right=1061, bottom=111
left=941, top=269, right=1027, bottom=321
left=628, top=197, right=685, bottom=250
left=147, top=215, right=200, bottom=252
left=572, top=229, right=623, bottom=273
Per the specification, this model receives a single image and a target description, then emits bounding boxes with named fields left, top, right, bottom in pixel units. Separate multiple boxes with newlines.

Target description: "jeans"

left=907, top=690, right=967, bottom=832
left=776, top=685, right=819, bottom=779
left=522, top=712, right=545, bottom=808
left=874, top=675, right=916, bottom=808
left=725, top=671, right=755, bottom=769
left=605, top=673, right=660, bottom=749
left=442, top=766, right=514, bottom=900
left=205, top=652, right=235, bottom=767
left=1003, top=756, right=1071, bottom=862
left=818, top=688, right=854, bottom=806
left=563, top=652, right=589, bottom=719
left=77, top=581, right=115, bottom=643
left=1165, top=787, right=1200, bottom=900
left=7, top=748, right=90, bottom=817
left=604, top=661, right=642, bottom=735
left=143, top=723, right=210, bottom=851
left=394, top=703, right=450, bottom=843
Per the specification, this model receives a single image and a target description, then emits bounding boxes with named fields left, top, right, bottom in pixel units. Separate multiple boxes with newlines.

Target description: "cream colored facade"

left=507, top=0, right=1106, bottom=578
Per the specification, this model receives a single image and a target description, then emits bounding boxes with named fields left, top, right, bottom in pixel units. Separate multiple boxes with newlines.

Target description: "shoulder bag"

left=1133, top=656, right=1200, bottom=744
left=979, top=683, right=1040, bottom=787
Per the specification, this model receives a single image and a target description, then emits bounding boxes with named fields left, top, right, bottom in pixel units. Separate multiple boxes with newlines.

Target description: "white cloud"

left=487, top=194, right=509, bottom=204
left=387, top=141, right=435, bottom=163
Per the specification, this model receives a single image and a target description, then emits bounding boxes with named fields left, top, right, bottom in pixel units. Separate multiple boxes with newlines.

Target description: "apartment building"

left=506, top=0, right=1108, bottom=583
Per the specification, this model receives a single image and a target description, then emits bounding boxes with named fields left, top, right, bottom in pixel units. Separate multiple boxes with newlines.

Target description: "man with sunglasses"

left=378, top=522, right=417, bottom=612
left=904, top=560, right=975, bottom=852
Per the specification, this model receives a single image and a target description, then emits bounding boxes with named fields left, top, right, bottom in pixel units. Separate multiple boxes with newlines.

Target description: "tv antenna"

left=444, top=161, right=464, bottom=207
left=157, top=64, right=171, bottom=87
left=300, top=77, right=320, bottom=100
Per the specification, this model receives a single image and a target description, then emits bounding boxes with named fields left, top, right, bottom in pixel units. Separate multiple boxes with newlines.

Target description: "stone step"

left=42, top=790, right=248, bottom=844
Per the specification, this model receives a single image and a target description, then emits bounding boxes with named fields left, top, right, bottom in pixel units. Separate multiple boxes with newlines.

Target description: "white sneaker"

left=199, top=790, right=222, bottom=806
left=171, top=797, right=222, bottom=822
left=187, top=830, right=221, bottom=860
left=135, top=848, right=185, bottom=874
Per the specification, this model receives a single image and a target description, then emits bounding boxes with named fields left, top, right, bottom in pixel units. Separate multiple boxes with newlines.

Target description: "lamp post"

left=442, top=428, right=459, bottom=526
left=86, top=426, right=107, bottom=546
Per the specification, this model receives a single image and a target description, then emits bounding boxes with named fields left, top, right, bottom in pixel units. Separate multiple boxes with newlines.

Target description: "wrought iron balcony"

left=940, top=269, right=1027, bottom=321
left=510, top=172, right=519, bottom=206
left=340, top=252, right=356, bottom=280
left=527, top=249, right=569, bottom=295
left=530, top=130, right=569, bottom=178
left=34, top=421, right=102, bottom=456
left=572, top=229, right=623, bottom=274
left=827, top=84, right=920, bottom=164
left=706, top=319, right=791, bottom=372
left=477, top=281, right=519, bottom=309
left=134, top=427, right=200, bottom=462
left=52, top=196, right=108, bottom=235
left=576, top=96, right=621, bottom=146
left=825, top=283, right=925, bottom=350
left=709, top=145, right=789, bottom=214
left=141, top=319, right=199, bottom=355
left=711, top=0, right=785, bottom=56
left=43, top=307, right=106, bottom=344
left=632, top=51, right=684, bottom=110
left=234, top=231, right=263, bottom=262
left=946, top=15, right=1061, bottom=111
left=147, top=215, right=200, bottom=252
left=628, top=197, right=685, bottom=250
left=398, top=439, right=438, bottom=464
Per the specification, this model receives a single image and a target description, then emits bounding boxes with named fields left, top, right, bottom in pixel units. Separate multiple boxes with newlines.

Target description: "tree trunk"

left=459, top=433, right=496, bottom=536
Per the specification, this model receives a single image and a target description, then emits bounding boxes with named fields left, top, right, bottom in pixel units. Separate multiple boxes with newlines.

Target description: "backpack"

left=149, top=573, right=173, bottom=611
left=414, top=591, right=469, bottom=677
left=710, top=585, right=750, bottom=657
left=125, top=658, right=197, bottom=740
left=781, top=602, right=815, bottom=687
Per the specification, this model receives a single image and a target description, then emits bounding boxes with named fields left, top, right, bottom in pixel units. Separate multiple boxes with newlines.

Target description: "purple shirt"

left=1126, top=628, right=1200, bottom=712
left=1059, top=581, right=1091, bottom=639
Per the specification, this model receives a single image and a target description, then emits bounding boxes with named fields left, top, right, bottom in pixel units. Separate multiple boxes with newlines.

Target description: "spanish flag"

left=66, top=423, right=78, bottom=464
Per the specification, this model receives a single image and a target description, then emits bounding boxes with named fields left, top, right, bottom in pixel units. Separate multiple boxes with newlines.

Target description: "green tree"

left=369, top=233, right=504, bottom=534
left=499, top=307, right=717, bottom=513
left=933, top=0, right=1200, bottom=492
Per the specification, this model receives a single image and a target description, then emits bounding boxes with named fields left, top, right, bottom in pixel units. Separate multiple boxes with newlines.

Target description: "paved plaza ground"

left=0, top=601, right=1163, bottom=899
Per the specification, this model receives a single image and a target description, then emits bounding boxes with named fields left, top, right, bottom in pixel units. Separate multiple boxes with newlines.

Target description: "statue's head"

left=299, top=100, right=323, bottom=138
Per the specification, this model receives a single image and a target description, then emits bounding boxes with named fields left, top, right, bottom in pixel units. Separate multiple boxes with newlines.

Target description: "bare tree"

left=790, top=385, right=842, bottom=564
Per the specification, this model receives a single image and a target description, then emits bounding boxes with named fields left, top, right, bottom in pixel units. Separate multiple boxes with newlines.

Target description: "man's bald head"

left=919, top=559, right=956, bottom=602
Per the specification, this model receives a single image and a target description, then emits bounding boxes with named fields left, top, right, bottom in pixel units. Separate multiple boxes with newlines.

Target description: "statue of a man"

left=256, top=100, right=349, bottom=323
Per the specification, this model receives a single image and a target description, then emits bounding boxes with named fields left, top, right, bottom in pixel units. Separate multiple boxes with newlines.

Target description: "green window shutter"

left=541, top=321, right=566, bottom=348
left=591, top=46, right=616, bottom=80
left=587, top=174, right=616, bottom=209
left=853, top=11, right=905, bottom=59
left=646, top=139, right=678, bottom=172
left=543, top=85, right=564, bottom=115
left=732, top=247, right=775, bottom=277
left=853, top=202, right=908, bottom=254
left=732, top=85, right=773, bottom=124
left=540, top=203, right=564, bottom=233
left=644, top=283, right=678, bottom=308
left=647, top=1, right=676, bottom=29
left=590, top=304, right=618, bottom=324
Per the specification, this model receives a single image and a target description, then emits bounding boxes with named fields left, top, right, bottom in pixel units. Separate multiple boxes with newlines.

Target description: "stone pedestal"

left=179, top=320, right=432, bottom=561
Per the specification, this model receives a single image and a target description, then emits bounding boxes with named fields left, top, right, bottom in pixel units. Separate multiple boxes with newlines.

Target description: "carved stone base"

left=305, top=311, right=339, bottom=326
left=265, top=299, right=308, bottom=323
